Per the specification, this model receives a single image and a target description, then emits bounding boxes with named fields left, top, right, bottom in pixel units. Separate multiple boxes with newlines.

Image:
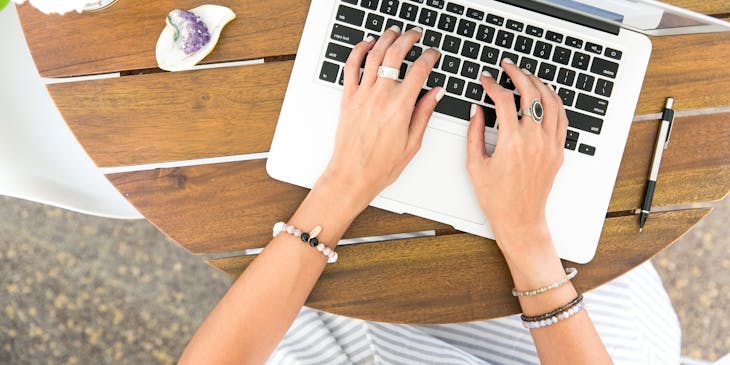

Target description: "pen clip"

left=662, top=98, right=675, bottom=149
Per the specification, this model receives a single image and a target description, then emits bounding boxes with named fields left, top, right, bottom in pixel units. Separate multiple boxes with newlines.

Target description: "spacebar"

left=434, top=94, right=471, bottom=121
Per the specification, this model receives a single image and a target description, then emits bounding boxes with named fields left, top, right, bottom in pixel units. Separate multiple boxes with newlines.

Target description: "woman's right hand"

left=466, top=59, right=567, bottom=266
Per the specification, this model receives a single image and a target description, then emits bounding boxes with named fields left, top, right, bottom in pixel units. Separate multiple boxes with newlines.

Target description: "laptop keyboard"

left=318, top=0, right=624, bottom=157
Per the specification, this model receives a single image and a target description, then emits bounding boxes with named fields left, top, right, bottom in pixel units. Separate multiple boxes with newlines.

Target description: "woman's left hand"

left=318, top=26, right=443, bottom=213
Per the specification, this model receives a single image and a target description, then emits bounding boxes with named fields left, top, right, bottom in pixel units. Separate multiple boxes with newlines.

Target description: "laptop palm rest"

left=380, top=125, right=487, bottom=225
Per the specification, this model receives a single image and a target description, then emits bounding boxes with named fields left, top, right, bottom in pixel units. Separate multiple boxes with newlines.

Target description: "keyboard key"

left=595, top=78, right=614, bottom=97
left=399, top=3, right=418, bottom=21
left=565, top=139, right=577, bottom=150
left=501, top=51, right=519, bottom=65
left=566, top=129, right=579, bottom=141
left=537, top=63, right=557, bottom=81
left=519, top=57, right=538, bottom=74
left=556, top=68, right=576, bottom=86
left=533, top=41, right=552, bottom=59
left=423, top=29, right=442, bottom=47
left=575, top=73, right=595, bottom=92
left=496, top=30, right=514, bottom=48
left=585, top=42, right=602, bottom=54
left=325, top=42, right=352, bottom=63
left=514, top=35, right=533, bottom=54
left=481, top=105, right=497, bottom=127
left=465, top=82, right=484, bottom=101
left=461, top=40, right=480, bottom=59
left=605, top=48, right=622, bottom=60
left=557, top=88, right=575, bottom=106
left=380, top=0, right=399, bottom=15
left=571, top=52, right=590, bottom=70
left=457, top=19, right=476, bottom=38
left=576, top=93, right=608, bottom=116
left=466, top=8, right=484, bottom=20
left=365, top=13, right=385, bottom=32
left=481, top=46, right=499, bottom=64
left=446, top=76, right=465, bottom=95
left=337, top=5, right=365, bottom=26
left=405, top=45, right=423, bottom=62
left=461, top=60, right=480, bottom=79
left=411, top=0, right=424, bottom=3
left=486, top=14, right=504, bottom=26
left=331, top=24, right=364, bottom=45
left=566, top=109, right=603, bottom=134
left=552, top=46, right=571, bottom=65
left=590, top=57, right=619, bottom=79
left=442, top=55, right=461, bottom=73
left=338, top=69, right=345, bottom=85
left=446, top=2, right=464, bottom=15
left=435, top=94, right=471, bottom=120
left=427, top=71, right=446, bottom=87
left=565, top=36, right=582, bottom=48
left=506, top=19, right=523, bottom=32
left=578, top=143, right=596, bottom=156
left=320, top=61, right=340, bottom=82
left=343, top=0, right=358, bottom=4
left=438, top=13, right=457, bottom=32
left=426, top=0, right=444, bottom=9
left=418, top=8, right=438, bottom=26
left=476, top=24, right=495, bottom=43
left=360, top=0, right=379, bottom=10
left=546, top=31, right=563, bottom=43
left=526, top=25, right=543, bottom=37
left=399, top=62, right=408, bottom=79
left=443, top=35, right=461, bottom=54
left=385, top=18, right=404, bottom=31
left=499, top=72, right=515, bottom=90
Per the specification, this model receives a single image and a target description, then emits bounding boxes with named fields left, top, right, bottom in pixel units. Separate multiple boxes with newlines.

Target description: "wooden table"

left=17, top=0, right=730, bottom=324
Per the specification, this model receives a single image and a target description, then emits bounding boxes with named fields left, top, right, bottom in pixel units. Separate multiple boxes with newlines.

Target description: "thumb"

left=467, top=103, right=488, bottom=165
left=406, top=87, right=444, bottom=152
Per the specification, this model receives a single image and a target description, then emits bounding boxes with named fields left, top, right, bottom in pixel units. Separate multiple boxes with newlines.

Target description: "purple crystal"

left=167, top=9, right=211, bottom=55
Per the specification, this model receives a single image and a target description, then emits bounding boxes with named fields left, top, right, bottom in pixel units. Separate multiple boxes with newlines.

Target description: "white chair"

left=0, top=5, right=141, bottom=219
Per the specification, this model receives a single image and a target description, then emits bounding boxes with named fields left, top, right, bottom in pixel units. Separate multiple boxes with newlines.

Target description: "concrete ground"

left=0, top=195, right=728, bottom=364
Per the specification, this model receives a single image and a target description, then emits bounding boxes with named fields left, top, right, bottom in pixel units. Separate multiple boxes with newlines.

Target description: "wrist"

left=494, top=223, right=565, bottom=290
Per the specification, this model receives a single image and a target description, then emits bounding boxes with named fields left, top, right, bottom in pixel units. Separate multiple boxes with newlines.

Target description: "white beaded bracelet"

left=273, top=222, right=338, bottom=263
left=522, top=300, right=585, bottom=329
left=512, top=267, right=578, bottom=297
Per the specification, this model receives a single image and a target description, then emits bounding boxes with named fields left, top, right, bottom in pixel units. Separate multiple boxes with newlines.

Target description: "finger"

left=524, top=74, right=559, bottom=134
left=361, top=25, right=402, bottom=86
left=467, top=103, right=488, bottom=166
left=406, top=87, right=444, bottom=154
left=500, top=58, right=542, bottom=128
left=401, top=48, right=440, bottom=101
left=343, top=36, right=376, bottom=97
left=377, top=26, right=424, bottom=86
left=480, top=71, right=518, bottom=136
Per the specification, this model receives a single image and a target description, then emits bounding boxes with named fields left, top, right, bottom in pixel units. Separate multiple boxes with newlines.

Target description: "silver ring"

left=377, top=66, right=400, bottom=81
left=523, top=98, right=544, bottom=124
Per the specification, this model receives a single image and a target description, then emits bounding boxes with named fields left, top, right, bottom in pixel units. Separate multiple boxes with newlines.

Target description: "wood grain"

left=106, top=112, right=730, bottom=254
left=207, top=208, right=710, bottom=324
left=51, top=32, right=730, bottom=167
left=17, top=0, right=730, bottom=78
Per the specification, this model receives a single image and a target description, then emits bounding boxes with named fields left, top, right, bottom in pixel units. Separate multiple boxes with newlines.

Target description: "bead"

left=316, top=243, right=325, bottom=252
left=286, top=225, right=295, bottom=234
left=331, top=252, right=338, bottom=261
left=310, top=225, right=322, bottom=239
left=540, top=319, right=546, bottom=327
left=323, top=247, right=332, bottom=256
left=301, top=233, right=310, bottom=242
left=328, top=251, right=336, bottom=259
left=293, top=229, right=302, bottom=237
left=551, top=316, right=558, bottom=324
left=273, top=222, right=286, bottom=237
left=309, top=238, right=318, bottom=247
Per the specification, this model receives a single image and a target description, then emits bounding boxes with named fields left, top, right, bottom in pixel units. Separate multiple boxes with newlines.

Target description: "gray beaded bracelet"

left=521, top=294, right=585, bottom=329
left=512, top=267, right=578, bottom=297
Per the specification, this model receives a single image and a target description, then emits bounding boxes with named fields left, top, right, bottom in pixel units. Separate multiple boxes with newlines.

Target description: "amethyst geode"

left=166, top=9, right=211, bottom=55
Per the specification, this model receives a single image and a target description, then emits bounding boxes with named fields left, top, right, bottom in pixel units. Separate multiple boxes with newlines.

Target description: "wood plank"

left=52, top=32, right=730, bottom=167
left=106, top=113, right=730, bottom=254
left=16, top=0, right=309, bottom=78
left=207, top=208, right=710, bottom=323
left=17, top=0, right=730, bottom=78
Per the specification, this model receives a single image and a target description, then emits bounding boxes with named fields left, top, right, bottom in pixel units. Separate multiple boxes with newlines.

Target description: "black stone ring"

left=523, top=98, right=544, bottom=124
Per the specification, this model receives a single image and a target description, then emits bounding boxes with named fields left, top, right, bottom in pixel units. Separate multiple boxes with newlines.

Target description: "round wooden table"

left=17, top=0, right=730, bottom=323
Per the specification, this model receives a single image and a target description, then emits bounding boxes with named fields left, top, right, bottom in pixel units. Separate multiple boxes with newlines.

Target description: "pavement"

left=1, top=194, right=728, bottom=364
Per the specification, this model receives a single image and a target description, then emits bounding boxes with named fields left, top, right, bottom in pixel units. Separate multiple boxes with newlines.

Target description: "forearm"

left=178, top=179, right=362, bottom=365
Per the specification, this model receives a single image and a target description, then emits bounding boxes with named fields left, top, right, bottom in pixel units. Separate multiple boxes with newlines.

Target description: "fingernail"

left=521, top=68, right=531, bottom=75
left=412, top=26, right=423, bottom=33
left=502, top=58, right=514, bottom=65
left=364, top=35, right=374, bottom=43
left=435, top=87, right=446, bottom=102
left=389, top=25, right=401, bottom=33
left=481, top=70, right=492, bottom=79
left=470, top=104, right=477, bottom=118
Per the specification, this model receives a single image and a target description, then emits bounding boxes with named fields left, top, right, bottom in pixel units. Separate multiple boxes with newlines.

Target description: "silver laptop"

left=267, top=0, right=730, bottom=263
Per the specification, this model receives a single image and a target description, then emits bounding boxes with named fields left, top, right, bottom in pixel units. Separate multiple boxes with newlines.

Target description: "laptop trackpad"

left=380, top=127, right=486, bottom=225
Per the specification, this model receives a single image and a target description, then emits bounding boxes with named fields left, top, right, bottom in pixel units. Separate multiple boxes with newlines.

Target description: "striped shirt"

left=267, top=261, right=680, bottom=364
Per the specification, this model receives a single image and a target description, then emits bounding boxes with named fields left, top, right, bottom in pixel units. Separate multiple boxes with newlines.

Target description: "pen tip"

left=639, top=228, right=643, bottom=233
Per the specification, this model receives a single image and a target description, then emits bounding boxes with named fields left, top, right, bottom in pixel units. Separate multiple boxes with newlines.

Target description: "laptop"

left=267, top=0, right=730, bottom=263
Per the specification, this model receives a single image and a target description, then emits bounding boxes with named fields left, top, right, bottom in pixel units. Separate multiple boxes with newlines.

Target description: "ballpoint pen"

left=639, top=97, right=675, bottom=232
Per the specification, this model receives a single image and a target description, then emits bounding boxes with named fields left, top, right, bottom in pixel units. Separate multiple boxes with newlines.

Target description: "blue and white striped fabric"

left=267, top=261, right=680, bottom=364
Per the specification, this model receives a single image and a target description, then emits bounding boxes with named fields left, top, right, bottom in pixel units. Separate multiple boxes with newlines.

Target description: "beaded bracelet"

left=521, top=294, right=585, bottom=329
left=272, top=222, right=338, bottom=263
left=512, top=267, right=578, bottom=297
